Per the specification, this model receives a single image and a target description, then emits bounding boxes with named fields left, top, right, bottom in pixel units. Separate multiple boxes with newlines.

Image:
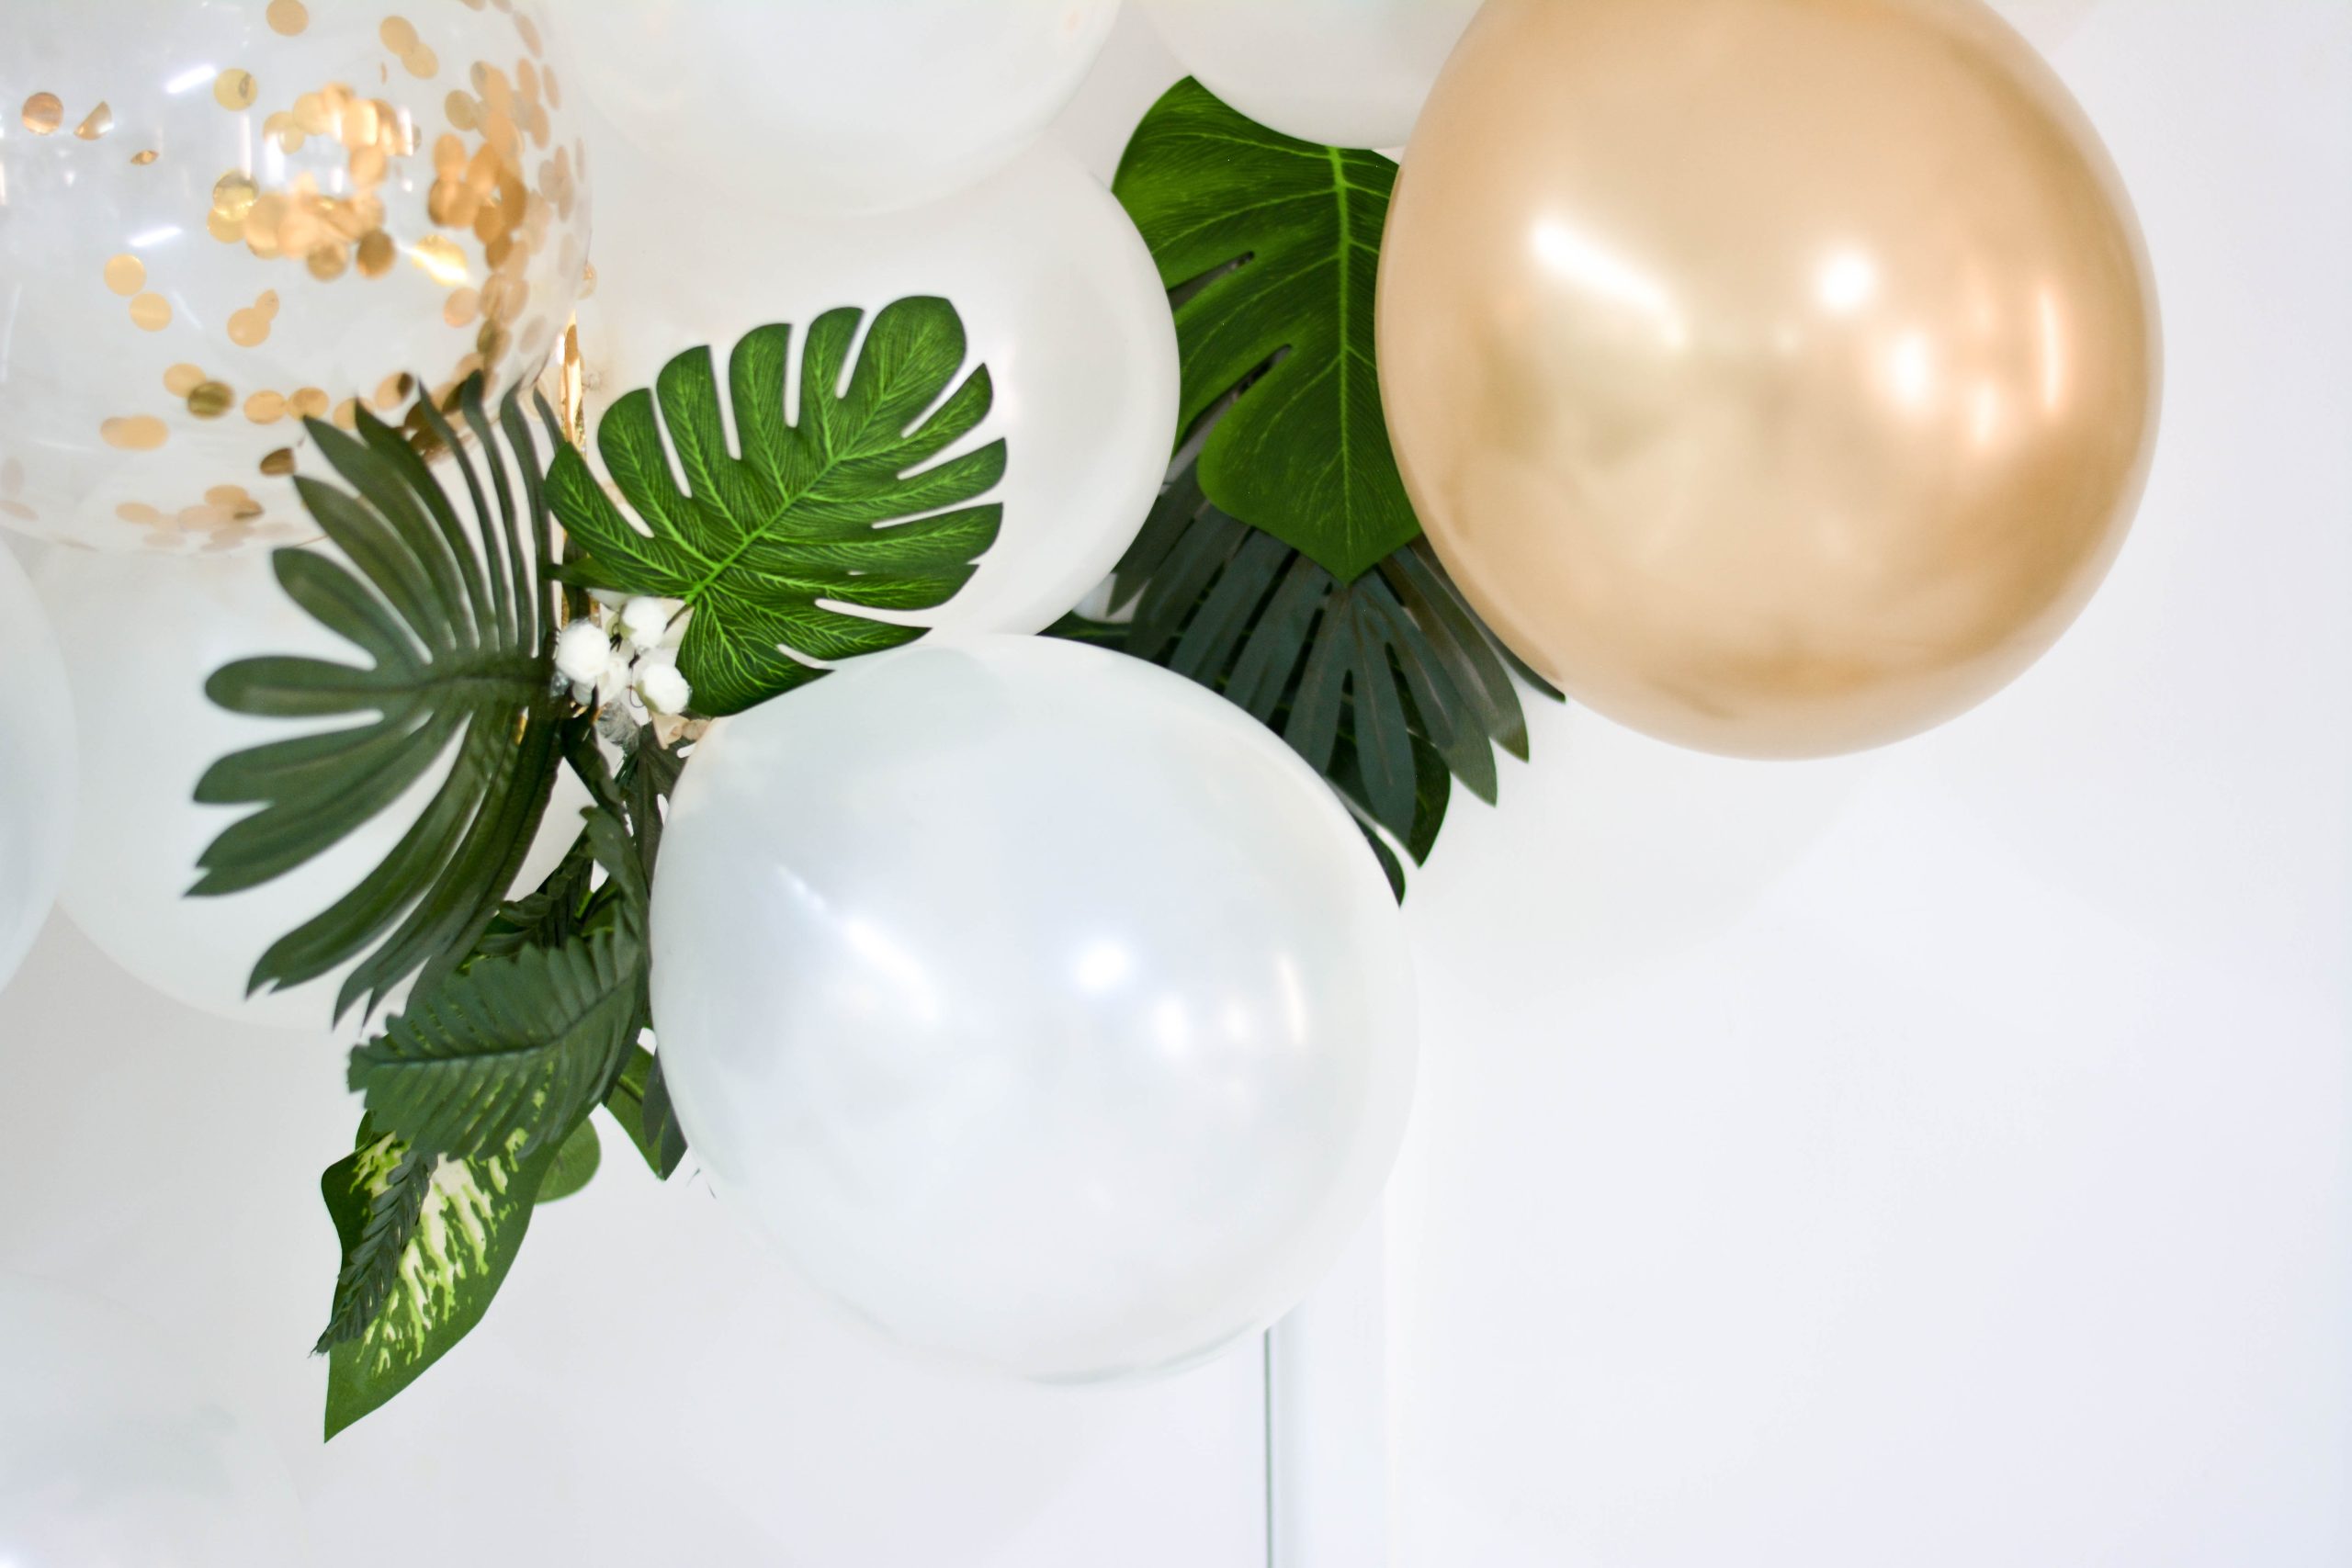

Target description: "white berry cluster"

left=554, top=593, right=702, bottom=747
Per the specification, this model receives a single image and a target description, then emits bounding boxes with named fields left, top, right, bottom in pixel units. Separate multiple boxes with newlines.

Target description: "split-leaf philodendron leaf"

left=1114, top=78, right=1419, bottom=582
left=192, top=379, right=571, bottom=1022
left=548, top=299, right=1005, bottom=716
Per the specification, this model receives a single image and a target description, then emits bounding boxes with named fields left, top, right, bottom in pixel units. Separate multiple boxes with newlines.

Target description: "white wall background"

left=2, top=3, right=2346, bottom=1565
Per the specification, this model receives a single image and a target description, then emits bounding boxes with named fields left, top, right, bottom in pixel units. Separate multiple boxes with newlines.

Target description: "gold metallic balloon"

left=1377, top=0, right=2160, bottom=758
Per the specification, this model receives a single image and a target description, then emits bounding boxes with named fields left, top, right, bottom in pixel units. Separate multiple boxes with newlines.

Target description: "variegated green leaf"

left=318, top=1117, right=568, bottom=1438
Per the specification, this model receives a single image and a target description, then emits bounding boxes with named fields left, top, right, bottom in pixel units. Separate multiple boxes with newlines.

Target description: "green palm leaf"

left=1057, top=450, right=1556, bottom=896
left=1114, top=78, right=1416, bottom=581
left=191, top=378, right=571, bottom=1022
left=548, top=299, right=1005, bottom=716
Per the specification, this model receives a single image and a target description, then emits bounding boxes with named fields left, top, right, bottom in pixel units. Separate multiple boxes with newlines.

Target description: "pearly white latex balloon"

left=650, top=636, right=1418, bottom=1382
left=40, top=548, right=587, bottom=1031
left=578, top=140, right=1178, bottom=637
left=0, top=1, right=590, bottom=555
left=0, top=547, right=75, bottom=992
left=571, top=0, right=1123, bottom=216
left=0, top=1274, right=307, bottom=1568
left=1138, top=0, right=1484, bottom=150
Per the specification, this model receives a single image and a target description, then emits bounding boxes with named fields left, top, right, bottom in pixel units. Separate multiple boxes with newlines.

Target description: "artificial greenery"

left=316, top=1113, right=577, bottom=1438
left=202, top=85, right=1544, bottom=1435
left=1068, top=84, right=1555, bottom=894
left=191, top=380, right=571, bottom=1022
left=1056, top=447, right=1553, bottom=897
left=548, top=299, right=1005, bottom=716
left=1114, top=78, right=1417, bottom=582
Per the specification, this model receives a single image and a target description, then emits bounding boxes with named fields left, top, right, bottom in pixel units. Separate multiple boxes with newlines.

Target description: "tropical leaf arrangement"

left=195, top=80, right=1550, bottom=1438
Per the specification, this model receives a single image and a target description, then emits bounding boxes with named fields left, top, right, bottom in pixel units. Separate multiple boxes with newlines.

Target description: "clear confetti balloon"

left=0, top=0, right=591, bottom=555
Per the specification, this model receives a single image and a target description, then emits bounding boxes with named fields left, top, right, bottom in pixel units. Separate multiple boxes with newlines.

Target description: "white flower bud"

left=621, top=596, right=674, bottom=650
left=638, top=660, right=692, bottom=716
left=554, top=619, right=613, bottom=686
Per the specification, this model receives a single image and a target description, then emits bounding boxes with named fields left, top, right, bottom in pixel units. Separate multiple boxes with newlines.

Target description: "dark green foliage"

left=1114, top=78, right=1417, bottom=581
left=192, top=378, right=570, bottom=1022
left=1057, top=454, right=1555, bottom=896
left=548, top=300, right=1004, bottom=716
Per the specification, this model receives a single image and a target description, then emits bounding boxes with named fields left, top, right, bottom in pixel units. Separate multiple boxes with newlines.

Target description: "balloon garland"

left=0, top=0, right=2159, bottom=1451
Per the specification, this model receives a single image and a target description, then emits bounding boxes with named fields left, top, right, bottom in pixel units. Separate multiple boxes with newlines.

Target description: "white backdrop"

left=1, top=3, right=2346, bottom=1565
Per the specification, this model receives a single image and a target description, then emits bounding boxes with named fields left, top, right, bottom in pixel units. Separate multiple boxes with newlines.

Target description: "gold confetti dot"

left=212, top=169, right=258, bottom=223
left=21, top=94, right=62, bottom=134
left=404, top=45, right=439, bottom=78
left=264, top=110, right=304, bottom=153
left=356, top=230, right=396, bottom=277
left=579, top=261, right=597, bottom=299
left=411, top=234, right=468, bottom=286
left=101, top=416, right=169, bottom=451
left=332, top=397, right=360, bottom=430
left=213, top=70, right=257, bottom=111
left=516, top=13, right=542, bottom=54
left=259, top=447, right=297, bottom=477
left=289, top=387, right=329, bottom=419
left=227, top=307, right=270, bottom=347
left=187, top=380, right=234, bottom=419
left=130, top=148, right=159, bottom=165
left=373, top=371, right=415, bottom=409
left=541, top=65, right=561, bottom=109
left=74, top=101, right=113, bottom=141
left=266, top=0, right=308, bottom=34
left=103, top=254, right=146, bottom=296
left=257, top=289, right=281, bottom=319
left=442, top=287, right=480, bottom=327
left=117, top=502, right=164, bottom=525
left=129, top=292, right=172, bottom=331
left=208, top=209, right=243, bottom=243
left=307, top=242, right=349, bottom=281
left=164, top=363, right=206, bottom=396
left=206, top=483, right=254, bottom=508
left=244, top=390, right=287, bottom=423
left=379, top=17, right=419, bottom=53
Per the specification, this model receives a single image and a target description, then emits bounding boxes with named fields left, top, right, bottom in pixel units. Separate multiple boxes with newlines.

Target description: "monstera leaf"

left=316, top=1116, right=570, bottom=1438
left=548, top=299, right=1005, bottom=716
left=1057, top=451, right=1555, bottom=897
left=193, top=380, right=571, bottom=1021
left=1114, top=78, right=1417, bottom=581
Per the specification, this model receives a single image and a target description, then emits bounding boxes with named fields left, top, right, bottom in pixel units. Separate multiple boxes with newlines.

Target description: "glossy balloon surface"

left=1138, top=0, right=1482, bottom=149
left=0, top=1275, right=305, bottom=1567
left=579, top=141, right=1176, bottom=637
left=571, top=0, right=1121, bottom=216
left=650, top=637, right=1417, bottom=1382
left=0, top=547, right=74, bottom=992
left=1378, top=0, right=2161, bottom=757
left=0, top=1, right=589, bottom=554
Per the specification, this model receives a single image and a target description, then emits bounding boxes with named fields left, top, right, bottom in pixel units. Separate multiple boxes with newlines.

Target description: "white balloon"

left=40, top=548, right=585, bottom=1032
left=0, top=547, right=75, bottom=991
left=0, top=1, right=591, bottom=555
left=650, top=636, right=1418, bottom=1382
left=1138, top=0, right=1483, bottom=149
left=570, top=0, right=1122, bottom=216
left=0, top=1274, right=307, bottom=1568
left=578, top=140, right=1178, bottom=637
